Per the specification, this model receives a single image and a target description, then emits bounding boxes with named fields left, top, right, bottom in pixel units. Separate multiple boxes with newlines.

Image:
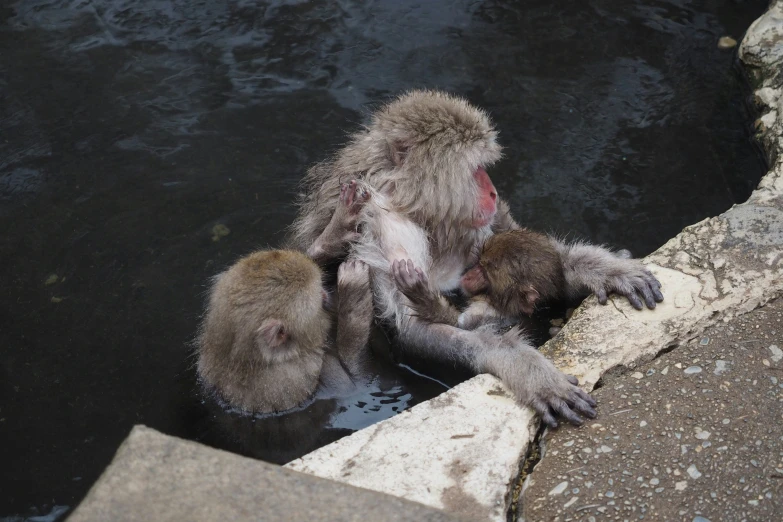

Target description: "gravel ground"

left=521, top=298, right=783, bottom=522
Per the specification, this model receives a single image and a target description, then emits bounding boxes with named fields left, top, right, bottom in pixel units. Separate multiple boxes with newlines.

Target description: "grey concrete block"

left=68, top=425, right=464, bottom=522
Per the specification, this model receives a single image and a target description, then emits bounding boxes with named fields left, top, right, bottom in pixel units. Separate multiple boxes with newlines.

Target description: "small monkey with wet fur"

left=196, top=181, right=372, bottom=414
left=290, top=90, right=663, bottom=428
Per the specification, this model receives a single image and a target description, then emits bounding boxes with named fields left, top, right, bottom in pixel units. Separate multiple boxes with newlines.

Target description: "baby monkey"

left=392, top=229, right=565, bottom=330
left=197, top=181, right=372, bottom=414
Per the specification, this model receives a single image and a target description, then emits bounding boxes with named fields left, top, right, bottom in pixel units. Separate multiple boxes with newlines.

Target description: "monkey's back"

left=196, top=250, right=327, bottom=413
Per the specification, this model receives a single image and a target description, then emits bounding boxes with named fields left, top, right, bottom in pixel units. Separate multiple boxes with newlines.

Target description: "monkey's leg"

left=550, top=238, right=664, bottom=310
left=335, top=259, right=373, bottom=375
left=391, top=259, right=461, bottom=326
left=307, top=180, right=370, bottom=265
left=398, top=317, right=597, bottom=427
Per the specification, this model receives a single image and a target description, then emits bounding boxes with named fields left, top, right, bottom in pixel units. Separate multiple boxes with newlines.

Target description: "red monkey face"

left=460, top=264, right=489, bottom=295
left=472, top=167, right=498, bottom=228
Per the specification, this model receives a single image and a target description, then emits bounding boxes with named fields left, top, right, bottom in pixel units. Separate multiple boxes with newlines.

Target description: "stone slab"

left=67, top=425, right=464, bottom=522
left=286, top=374, right=536, bottom=522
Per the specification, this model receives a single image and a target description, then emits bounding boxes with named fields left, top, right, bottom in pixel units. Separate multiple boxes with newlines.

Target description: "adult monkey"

left=290, top=90, right=662, bottom=427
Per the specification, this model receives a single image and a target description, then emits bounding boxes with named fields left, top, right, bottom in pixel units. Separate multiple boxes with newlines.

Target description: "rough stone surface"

left=287, top=375, right=536, bottom=522
left=68, top=425, right=464, bottom=522
left=522, top=298, right=783, bottom=521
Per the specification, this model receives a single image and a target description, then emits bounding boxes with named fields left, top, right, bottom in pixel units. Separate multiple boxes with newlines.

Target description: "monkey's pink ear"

left=521, top=286, right=540, bottom=316
left=386, top=139, right=409, bottom=167
left=257, top=319, right=288, bottom=347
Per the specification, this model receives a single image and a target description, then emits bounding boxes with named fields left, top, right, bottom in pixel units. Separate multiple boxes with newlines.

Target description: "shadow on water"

left=0, top=0, right=768, bottom=517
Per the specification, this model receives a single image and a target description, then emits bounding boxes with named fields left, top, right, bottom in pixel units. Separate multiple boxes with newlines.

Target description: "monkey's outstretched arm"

left=398, top=316, right=597, bottom=428
left=307, top=180, right=370, bottom=266
left=335, top=259, right=374, bottom=376
left=550, top=238, right=664, bottom=310
left=391, top=259, right=461, bottom=326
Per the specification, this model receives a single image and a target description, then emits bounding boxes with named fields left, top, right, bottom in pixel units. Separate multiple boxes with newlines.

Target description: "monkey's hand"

left=590, top=257, right=663, bottom=310
left=481, top=330, right=597, bottom=428
left=554, top=241, right=663, bottom=310
left=337, top=258, right=371, bottom=301
left=308, top=180, right=370, bottom=264
left=391, top=259, right=430, bottom=303
left=391, top=259, right=462, bottom=326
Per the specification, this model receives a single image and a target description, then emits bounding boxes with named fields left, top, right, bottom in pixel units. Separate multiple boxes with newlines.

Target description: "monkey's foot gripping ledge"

left=286, top=5, right=783, bottom=522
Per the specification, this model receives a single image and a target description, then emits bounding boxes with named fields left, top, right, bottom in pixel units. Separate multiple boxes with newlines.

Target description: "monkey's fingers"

left=392, top=260, right=414, bottom=291
left=644, top=273, right=664, bottom=302
left=566, top=374, right=579, bottom=385
left=532, top=399, right=559, bottom=429
left=620, top=287, right=644, bottom=310
left=573, top=387, right=597, bottom=407
left=637, top=283, right=658, bottom=310
left=339, top=182, right=348, bottom=204
left=595, top=288, right=609, bottom=305
left=344, top=180, right=357, bottom=207
left=551, top=398, right=585, bottom=426
left=567, top=394, right=597, bottom=419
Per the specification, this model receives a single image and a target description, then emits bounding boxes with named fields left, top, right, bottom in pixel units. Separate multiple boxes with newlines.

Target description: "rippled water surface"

left=0, top=0, right=768, bottom=518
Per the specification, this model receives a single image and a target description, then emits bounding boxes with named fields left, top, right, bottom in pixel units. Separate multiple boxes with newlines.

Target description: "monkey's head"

left=222, top=250, right=331, bottom=365
left=460, top=231, right=564, bottom=317
left=365, top=90, right=502, bottom=229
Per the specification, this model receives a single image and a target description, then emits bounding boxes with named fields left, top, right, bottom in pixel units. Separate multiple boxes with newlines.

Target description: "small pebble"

left=699, top=337, right=710, bottom=345
left=769, top=345, right=782, bottom=363
left=693, top=517, right=712, bottom=522
left=632, top=372, right=644, bottom=379
left=717, top=36, right=737, bottom=49
left=605, top=491, right=615, bottom=498
left=600, top=445, right=613, bottom=453
left=675, top=363, right=683, bottom=369
left=687, top=465, right=702, bottom=479
left=640, top=421, right=648, bottom=427
left=51, top=297, right=63, bottom=303
left=714, top=360, right=729, bottom=375
left=549, top=481, right=568, bottom=495
left=684, top=366, right=702, bottom=375
left=646, top=369, right=655, bottom=376
left=650, top=478, right=660, bottom=486
left=563, top=497, right=578, bottom=508
left=694, top=430, right=711, bottom=440
left=563, top=440, right=574, bottom=447
left=675, top=481, right=688, bottom=491
left=44, top=274, right=59, bottom=286
left=661, top=366, right=669, bottom=375
left=748, top=500, right=759, bottom=506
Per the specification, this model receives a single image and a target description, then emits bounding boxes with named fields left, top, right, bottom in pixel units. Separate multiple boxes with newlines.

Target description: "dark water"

left=0, top=0, right=767, bottom=518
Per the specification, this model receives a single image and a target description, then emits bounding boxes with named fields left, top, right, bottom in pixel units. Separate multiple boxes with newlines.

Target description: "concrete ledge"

left=285, top=3, right=783, bottom=521
left=68, top=425, right=464, bottom=522
left=286, top=375, right=536, bottom=522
